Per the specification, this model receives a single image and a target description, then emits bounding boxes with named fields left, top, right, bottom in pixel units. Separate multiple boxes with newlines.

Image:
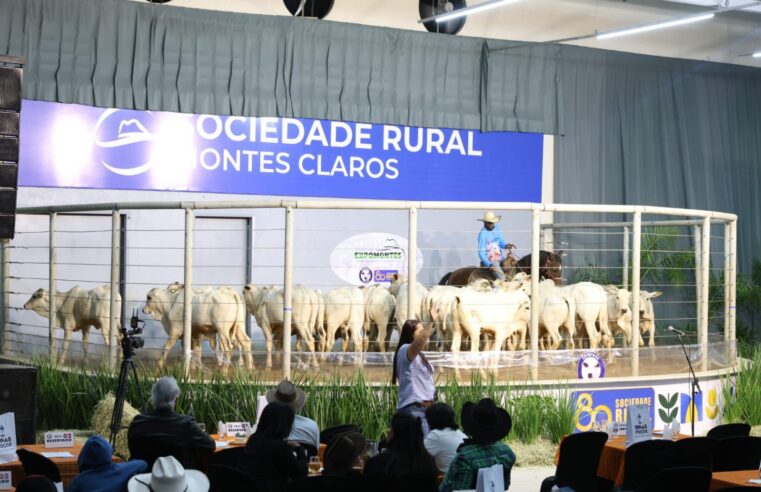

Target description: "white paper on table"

left=214, top=441, right=229, bottom=448
left=40, top=452, right=74, bottom=458
left=748, top=479, right=761, bottom=485
left=0, top=453, right=17, bottom=465
left=0, top=413, right=16, bottom=456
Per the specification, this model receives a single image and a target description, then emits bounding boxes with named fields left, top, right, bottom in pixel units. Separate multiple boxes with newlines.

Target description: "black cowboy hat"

left=461, top=398, right=512, bottom=443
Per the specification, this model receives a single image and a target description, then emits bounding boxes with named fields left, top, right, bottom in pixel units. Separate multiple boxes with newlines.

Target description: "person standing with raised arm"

left=392, top=306, right=438, bottom=435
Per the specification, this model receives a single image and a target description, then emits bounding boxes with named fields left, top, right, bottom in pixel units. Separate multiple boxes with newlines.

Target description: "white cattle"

left=604, top=286, right=633, bottom=347
left=143, top=286, right=247, bottom=369
left=638, top=290, right=662, bottom=347
left=537, top=280, right=575, bottom=350
left=323, top=287, right=365, bottom=353
left=556, top=282, right=611, bottom=350
left=164, top=283, right=254, bottom=368
left=425, top=285, right=461, bottom=350
left=360, top=285, right=395, bottom=352
left=453, top=287, right=531, bottom=354
left=242, top=284, right=319, bottom=368
left=394, top=282, right=430, bottom=331
left=24, top=285, right=122, bottom=365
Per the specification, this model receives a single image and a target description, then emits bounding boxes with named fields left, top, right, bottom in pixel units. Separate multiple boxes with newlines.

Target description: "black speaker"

left=0, top=55, right=22, bottom=240
left=0, top=364, right=36, bottom=444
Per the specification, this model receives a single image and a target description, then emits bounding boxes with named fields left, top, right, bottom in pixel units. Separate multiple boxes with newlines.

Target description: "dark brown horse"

left=438, top=250, right=563, bottom=286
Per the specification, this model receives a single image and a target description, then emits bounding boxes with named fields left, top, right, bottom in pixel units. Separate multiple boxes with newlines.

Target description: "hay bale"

left=751, top=425, right=761, bottom=437
left=91, top=392, right=140, bottom=459
left=508, top=437, right=557, bottom=467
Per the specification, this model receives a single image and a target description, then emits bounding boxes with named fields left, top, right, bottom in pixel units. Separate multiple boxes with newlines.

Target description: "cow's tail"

left=563, top=294, right=576, bottom=337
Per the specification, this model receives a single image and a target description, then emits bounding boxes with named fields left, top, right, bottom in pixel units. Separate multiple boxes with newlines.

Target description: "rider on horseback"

left=477, top=211, right=516, bottom=281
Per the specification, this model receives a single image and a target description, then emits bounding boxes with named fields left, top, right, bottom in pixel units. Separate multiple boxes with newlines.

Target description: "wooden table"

left=710, top=470, right=761, bottom=491
left=554, top=433, right=690, bottom=486
left=210, top=434, right=327, bottom=460
left=0, top=443, right=84, bottom=487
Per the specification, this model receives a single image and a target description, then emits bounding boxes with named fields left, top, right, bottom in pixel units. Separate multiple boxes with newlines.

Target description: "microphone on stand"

left=668, top=325, right=686, bottom=337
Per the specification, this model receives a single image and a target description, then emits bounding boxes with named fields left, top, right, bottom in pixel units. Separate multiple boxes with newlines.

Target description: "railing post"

left=728, top=219, right=737, bottom=361
left=530, top=208, right=540, bottom=380
left=407, top=207, right=418, bottom=319
left=109, top=211, right=120, bottom=368
left=700, top=217, right=710, bottom=371
left=631, top=210, right=641, bottom=377
left=183, top=208, right=193, bottom=374
left=694, top=225, right=701, bottom=332
left=622, top=225, right=630, bottom=291
left=283, top=206, right=295, bottom=380
left=0, top=239, right=8, bottom=355
left=49, top=213, right=57, bottom=364
left=723, top=222, right=730, bottom=342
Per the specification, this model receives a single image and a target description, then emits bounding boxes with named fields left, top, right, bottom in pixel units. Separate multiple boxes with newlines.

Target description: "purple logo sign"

left=19, top=100, right=544, bottom=201
left=577, top=351, right=605, bottom=379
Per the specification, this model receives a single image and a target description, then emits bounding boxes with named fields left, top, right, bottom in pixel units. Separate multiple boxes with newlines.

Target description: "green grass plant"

left=721, top=343, right=761, bottom=426
left=32, top=359, right=577, bottom=443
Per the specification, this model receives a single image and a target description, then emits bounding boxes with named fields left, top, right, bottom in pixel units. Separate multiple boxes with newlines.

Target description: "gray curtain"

left=0, top=0, right=559, bottom=133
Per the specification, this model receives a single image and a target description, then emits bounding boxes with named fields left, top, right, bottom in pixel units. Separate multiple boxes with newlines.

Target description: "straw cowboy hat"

left=266, top=380, right=306, bottom=413
left=461, top=398, right=512, bottom=444
left=128, top=456, right=209, bottom=492
left=477, top=211, right=501, bottom=224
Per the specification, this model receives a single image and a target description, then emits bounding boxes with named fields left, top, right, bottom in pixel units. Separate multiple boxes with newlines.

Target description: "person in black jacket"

left=236, top=401, right=308, bottom=492
left=127, top=377, right=215, bottom=470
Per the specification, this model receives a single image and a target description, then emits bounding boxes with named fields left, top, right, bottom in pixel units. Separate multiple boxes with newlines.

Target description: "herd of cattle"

left=21, top=274, right=663, bottom=368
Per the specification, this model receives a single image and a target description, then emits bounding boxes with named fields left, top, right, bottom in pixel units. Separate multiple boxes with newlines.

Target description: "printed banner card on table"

left=0, top=470, right=10, bottom=490
left=224, top=422, right=249, bottom=436
left=44, top=431, right=75, bottom=449
left=0, top=413, right=16, bottom=457
left=626, top=404, right=652, bottom=445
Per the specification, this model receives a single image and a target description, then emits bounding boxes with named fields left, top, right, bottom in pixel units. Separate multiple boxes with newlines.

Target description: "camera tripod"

left=109, top=311, right=146, bottom=446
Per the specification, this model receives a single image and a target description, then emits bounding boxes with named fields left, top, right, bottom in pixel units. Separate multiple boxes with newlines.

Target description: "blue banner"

left=18, top=100, right=543, bottom=201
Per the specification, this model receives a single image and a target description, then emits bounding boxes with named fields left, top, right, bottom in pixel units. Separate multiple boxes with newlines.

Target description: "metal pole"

left=700, top=217, right=710, bottom=372
left=622, top=226, right=630, bottom=291
left=282, top=206, right=294, bottom=380
left=49, top=213, right=57, bottom=363
left=724, top=222, right=731, bottom=342
left=530, top=208, right=540, bottom=380
left=728, top=219, right=737, bottom=361
left=407, top=207, right=418, bottom=319
left=631, top=210, right=641, bottom=377
left=109, top=211, right=120, bottom=368
left=0, top=240, right=8, bottom=354
left=694, top=225, right=701, bottom=331
left=183, top=208, right=193, bottom=374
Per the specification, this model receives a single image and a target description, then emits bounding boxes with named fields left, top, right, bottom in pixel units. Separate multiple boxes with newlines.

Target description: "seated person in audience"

left=423, top=403, right=467, bottom=473
left=69, top=435, right=147, bottom=492
left=323, top=431, right=367, bottom=480
left=16, top=476, right=57, bottom=492
left=363, top=412, right=438, bottom=485
left=127, top=455, right=209, bottom=492
left=440, top=398, right=516, bottom=492
left=266, top=379, right=320, bottom=455
left=237, top=401, right=308, bottom=492
left=127, top=376, right=215, bottom=470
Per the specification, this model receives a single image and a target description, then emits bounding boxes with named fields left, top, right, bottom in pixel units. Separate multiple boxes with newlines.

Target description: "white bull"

left=638, top=290, right=662, bottom=347
left=164, top=283, right=254, bottom=369
left=143, top=286, right=247, bottom=369
left=537, top=280, right=575, bottom=350
left=323, top=287, right=365, bottom=353
left=394, top=282, right=430, bottom=331
left=242, top=284, right=320, bottom=368
left=605, top=286, right=633, bottom=347
left=360, top=285, right=395, bottom=352
left=556, top=282, right=611, bottom=350
left=453, top=288, right=531, bottom=354
left=24, top=285, right=122, bottom=365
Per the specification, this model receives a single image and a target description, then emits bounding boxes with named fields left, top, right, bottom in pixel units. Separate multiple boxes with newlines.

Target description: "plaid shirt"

left=439, top=441, right=516, bottom=492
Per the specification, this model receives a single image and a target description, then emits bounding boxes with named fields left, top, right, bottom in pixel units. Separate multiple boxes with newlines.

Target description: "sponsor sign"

left=577, top=352, right=605, bottom=379
left=626, top=404, right=652, bottom=444
left=0, top=413, right=16, bottom=456
left=573, top=388, right=655, bottom=433
left=0, top=471, right=10, bottom=490
left=330, top=233, right=423, bottom=285
left=19, top=100, right=544, bottom=201
left=44, top=431, right=75, bottom=449
left=224, top=422, right=249, bottom=437
left=653, top=379, right=722, bottom=435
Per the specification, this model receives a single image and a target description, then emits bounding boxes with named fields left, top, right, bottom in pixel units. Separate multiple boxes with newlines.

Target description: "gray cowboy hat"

left=266, top=380, right=306, bottom=413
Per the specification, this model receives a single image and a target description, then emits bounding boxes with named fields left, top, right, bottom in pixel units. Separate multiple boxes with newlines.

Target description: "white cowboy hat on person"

left=266, top=379, right=306, bottom=413
left=127, top=456, right=209, bottom=492
left=477, top=211, right=501, bottom=224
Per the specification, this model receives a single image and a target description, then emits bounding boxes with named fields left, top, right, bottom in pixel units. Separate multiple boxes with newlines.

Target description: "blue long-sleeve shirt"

left=477, top=225, right=509, bottom=267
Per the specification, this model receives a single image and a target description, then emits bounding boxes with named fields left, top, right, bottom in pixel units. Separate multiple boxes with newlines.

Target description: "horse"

left=438, top=250, right=563, bottom=286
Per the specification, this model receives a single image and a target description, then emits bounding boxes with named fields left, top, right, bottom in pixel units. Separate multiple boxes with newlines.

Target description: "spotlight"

left=283, top=0, right=335, bottom=19
left=420, top=0, right=467, bottom=35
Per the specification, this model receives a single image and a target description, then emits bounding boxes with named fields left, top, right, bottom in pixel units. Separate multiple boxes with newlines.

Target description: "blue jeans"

left=489, top=261, right=506, bottom=280
left=399, top=403, right=430, bottom=436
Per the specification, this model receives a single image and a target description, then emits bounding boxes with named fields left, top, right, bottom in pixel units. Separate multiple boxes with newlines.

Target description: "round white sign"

left=330, top=233, right=424, bottom=286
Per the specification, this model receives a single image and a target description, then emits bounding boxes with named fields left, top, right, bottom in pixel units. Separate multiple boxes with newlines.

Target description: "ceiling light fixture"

left=418, top=0, right=525, bottom=24
left=596, top=12, right=714, bottom=40
left=753, top=51, right=761, bottom=58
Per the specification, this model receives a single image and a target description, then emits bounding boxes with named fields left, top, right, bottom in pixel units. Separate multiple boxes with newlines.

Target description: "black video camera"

left=120, top=309, right=145, bottom=358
